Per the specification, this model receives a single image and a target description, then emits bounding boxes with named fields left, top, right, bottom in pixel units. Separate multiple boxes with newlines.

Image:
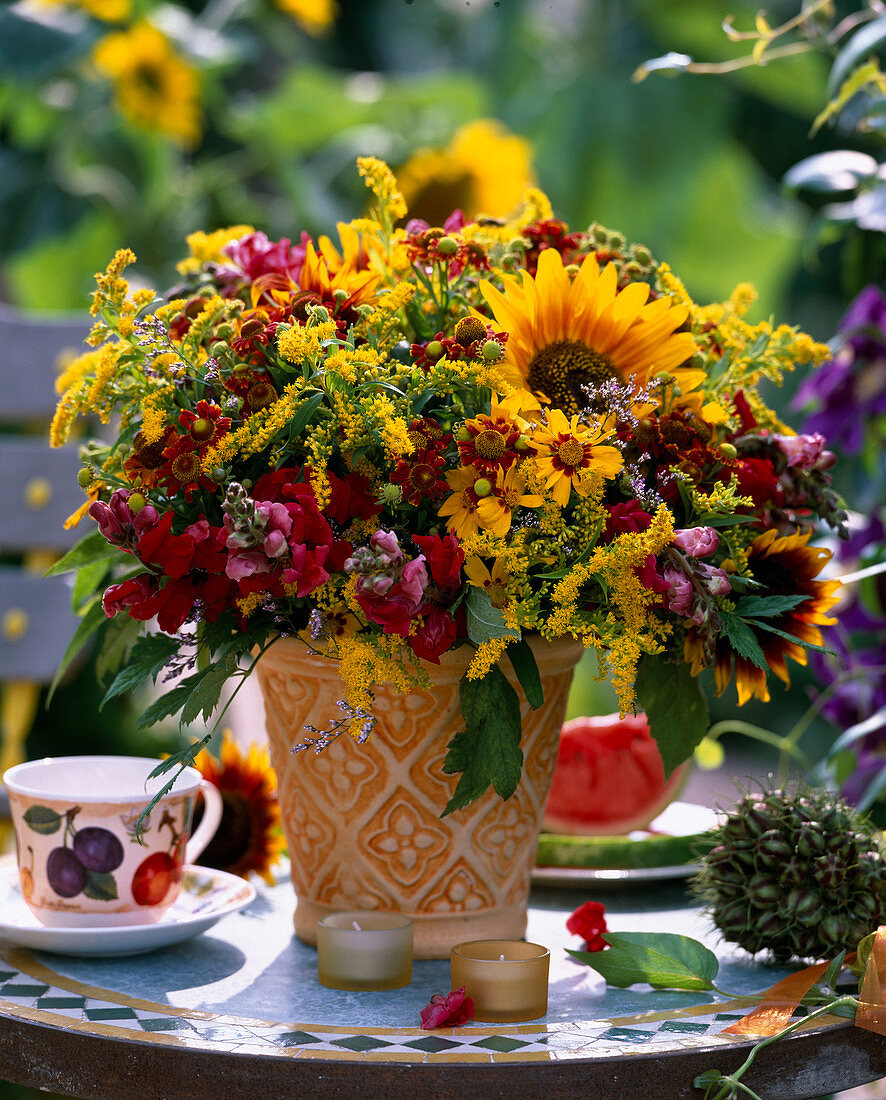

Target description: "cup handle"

left=186, top=780, right=223, bottom=864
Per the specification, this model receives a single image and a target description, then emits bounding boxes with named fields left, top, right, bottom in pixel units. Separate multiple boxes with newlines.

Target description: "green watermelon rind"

left=536, top=830, right=716, bottom=870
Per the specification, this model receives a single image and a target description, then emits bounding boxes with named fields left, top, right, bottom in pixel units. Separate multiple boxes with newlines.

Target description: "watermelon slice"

left=542, top=713, right=690, bottom=836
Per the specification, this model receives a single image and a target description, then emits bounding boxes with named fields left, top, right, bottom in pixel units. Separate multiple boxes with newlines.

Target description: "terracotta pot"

left=255, top=634, right=584, bottom=958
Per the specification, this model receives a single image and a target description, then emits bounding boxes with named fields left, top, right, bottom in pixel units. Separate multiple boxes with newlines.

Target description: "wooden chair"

left=0, top=302, right=91, bottom=783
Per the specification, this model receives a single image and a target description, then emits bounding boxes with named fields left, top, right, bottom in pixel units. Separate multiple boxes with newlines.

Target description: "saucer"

left=0, top=857, right=256, bottom=957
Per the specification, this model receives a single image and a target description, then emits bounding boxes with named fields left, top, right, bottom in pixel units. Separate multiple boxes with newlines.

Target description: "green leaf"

left=823, top=950, right=847, bottom=993
left=0, top=7, right=98, bottom=81
left=23, top=805, right=62, bottom=834
left=694, top=512, right=756, bottom=528
left=441, top=666, right=523, bottom=815
left=464, top=587, right=520, bottom=646
left=634, top=655, right=709, bottom=777
left=44, top=530, right=122, bottom=576
left=732, top=594, right=811, bottom=618
left=46, top=597, right=107, bottom=703
left=568, top=931, right=719, bottom=991
left=82, top=870, right=118, bottom=902
left=719, top=611, right=769, bottom=671
left=748, top=619, right=839, bottom=658
left=136, top=680, right=196, bottom=729
left=101, top=633, right=179, bottom=708
left=181, top=652, right=240, bottom=726
left=70, top=558, right=113, bottom=611
left=783, top=150, right=878, bottom=195
left=505, top=639, right=543, bottom=709
left=827, top=15, right=886, bottom=98
left=286, top=391, right=325, bottom=438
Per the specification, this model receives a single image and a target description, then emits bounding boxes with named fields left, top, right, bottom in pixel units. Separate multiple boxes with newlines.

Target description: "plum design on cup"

left=23, top=805, right=125, bottom=901
left=22, top=802, right=190, bottom=906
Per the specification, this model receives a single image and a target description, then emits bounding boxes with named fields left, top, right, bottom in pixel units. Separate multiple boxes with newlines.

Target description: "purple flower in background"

left=793, top=285, right=886, bottom=454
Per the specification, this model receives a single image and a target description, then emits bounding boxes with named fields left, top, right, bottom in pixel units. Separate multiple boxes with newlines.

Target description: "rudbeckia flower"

left=529, top=409, right=623, bottom=506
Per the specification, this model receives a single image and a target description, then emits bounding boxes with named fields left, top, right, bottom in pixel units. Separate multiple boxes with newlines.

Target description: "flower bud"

left=190, top=417, right=214, bottom=442
left=214, top=323, right=235, bottom=340
left=456, top=425, right=472, bottom=442
left=77, top=467, right=94, bottom=488
left=436, top=236, right=459, bottom=256
left=425, top=340, right=445, bottom=362
left=481, top=339, right=503, bottom=362
left=718, top=442, right=738, bottom=460
left=473, top=477, right=493, bottom=498
left=128, top=492, right=147, bottom=514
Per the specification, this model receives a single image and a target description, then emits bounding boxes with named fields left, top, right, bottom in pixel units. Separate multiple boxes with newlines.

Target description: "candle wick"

left=352, top=921, right=362, bottom=931
left=499, top=953, right=505, bottom=961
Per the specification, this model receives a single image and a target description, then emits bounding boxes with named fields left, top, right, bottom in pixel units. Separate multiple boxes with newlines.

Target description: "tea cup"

left=4, top=755, right=223, bottom=927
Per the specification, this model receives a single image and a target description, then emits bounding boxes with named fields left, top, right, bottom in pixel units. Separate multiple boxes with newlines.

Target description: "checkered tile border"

left=0, top=946, right=841, bottom=1064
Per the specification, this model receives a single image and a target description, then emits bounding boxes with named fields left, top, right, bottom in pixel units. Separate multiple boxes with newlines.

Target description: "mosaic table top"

left=0, top=859, right=882, bottom=1099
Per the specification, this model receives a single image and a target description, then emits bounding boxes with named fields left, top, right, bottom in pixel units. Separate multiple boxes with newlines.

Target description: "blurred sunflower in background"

left=192, top=732, right=286, bottom=884
left=93, top=21, right=202, bottom=146
left=398, top=119, right=534, bottom=224
left=274, top=0, right=338, bottom=35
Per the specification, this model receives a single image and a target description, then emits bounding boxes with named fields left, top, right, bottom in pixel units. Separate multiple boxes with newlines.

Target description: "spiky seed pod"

left=693, top=785, right=886, bottom=963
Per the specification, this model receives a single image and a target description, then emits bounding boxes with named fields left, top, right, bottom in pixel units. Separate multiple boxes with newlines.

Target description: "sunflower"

left=529, top=408, right=623, bottom=506
left=397, top=119, right=534, bottom=225
left=273, top=0, right=338, bottom=35
left=480, top=248, right=697, bottom=416
left=93, top=23, right=201, bottom=147
left=685, top=529, right=841, bottom=705
left=192, top=732, right=285, bottom=884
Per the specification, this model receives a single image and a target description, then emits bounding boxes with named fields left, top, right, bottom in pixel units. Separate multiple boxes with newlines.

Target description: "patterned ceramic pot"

left=255, top=635, right=584, bottom=958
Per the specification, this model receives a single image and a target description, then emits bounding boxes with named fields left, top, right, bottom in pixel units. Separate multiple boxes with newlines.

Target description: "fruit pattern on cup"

left=20, top=803, right=187, bottom=906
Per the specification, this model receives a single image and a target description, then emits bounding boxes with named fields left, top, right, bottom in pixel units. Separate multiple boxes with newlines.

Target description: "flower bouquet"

left=51, top=156, right=847, bottom=815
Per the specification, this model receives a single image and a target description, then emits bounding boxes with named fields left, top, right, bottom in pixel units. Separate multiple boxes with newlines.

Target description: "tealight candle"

left=450, top=939, right=550, bottom=1022
left=317, top=911, right=413, bottom=991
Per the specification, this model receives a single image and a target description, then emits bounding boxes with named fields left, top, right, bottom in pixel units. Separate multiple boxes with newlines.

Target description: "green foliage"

left=634, top=654, right=709, bottom=777
left=441, top=667, right=523, bottom=815
left=465, top=587, right=519, bottom=646
left=569, top=931, right=719, bottom=991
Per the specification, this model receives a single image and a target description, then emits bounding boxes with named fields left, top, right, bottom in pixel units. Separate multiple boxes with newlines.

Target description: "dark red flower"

left=602, top=499, right=653, bottom=542
left=136, top=511, right=196, bottom=580
left=566, top=900, right=609, bottom=952
left=419, top=986, right=475, bottom=1029
left=407, top=603, right=461, bottom=663
left=390, top=448, right=448, bottom=506
left=412, top=533, right=464, bottom=593
left=324, top=469, right=381, bottom=525
left=177, top=400, right=231, bottom=450
left=101, top=574, right=158, bottom=618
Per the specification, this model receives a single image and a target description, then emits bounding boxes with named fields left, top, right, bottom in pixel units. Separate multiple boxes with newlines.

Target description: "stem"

left=709, top=997, right=857, bottom=1099
left=704, top=720, right=814, bottom=770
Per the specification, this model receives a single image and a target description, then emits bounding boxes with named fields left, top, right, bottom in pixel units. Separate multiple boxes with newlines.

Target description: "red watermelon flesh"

left=542, top=713, right=690, bottom=836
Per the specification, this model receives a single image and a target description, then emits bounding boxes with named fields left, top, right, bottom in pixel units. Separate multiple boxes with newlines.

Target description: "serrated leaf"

left=732, top=594, right=811, bottom=618
left=719, top=611, right=769, bottom=671
left=181, top=652, right=240, bottom=725
left=136, top=679, right=196, bottom=728
left=441, top=666, right=523, bottom=815
left=44, top=530, right=123, bottom=576
left=569, top=931, right=719, bottom=991
left=634, top=654, right=709, bottom=777
left=506, top=638, right=543, bottom=709
left=82, top=870, right=118, bottom=901
left=749, top=619, right=839, bottom=658
left=23, top=805, right=62, bottom=834
left=101, top=633, right=179, bottom=708
left=464, top=586, right=520, bottom=646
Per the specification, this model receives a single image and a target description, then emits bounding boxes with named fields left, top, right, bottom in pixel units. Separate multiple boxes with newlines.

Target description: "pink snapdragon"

left=672, top=526, right=719, bottom=558
left=346, top=530, right=429, bottom=635
left=773, top=432, right=836, bottom=471
left=89, top=489, right=159, bottom=550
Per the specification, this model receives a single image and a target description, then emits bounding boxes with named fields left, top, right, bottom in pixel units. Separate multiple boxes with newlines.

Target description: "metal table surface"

left=1, top=858, right=885, bottom=1100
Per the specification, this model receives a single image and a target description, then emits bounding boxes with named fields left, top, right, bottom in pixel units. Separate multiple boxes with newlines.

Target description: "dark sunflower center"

left=474, top=429, right=506, bottom=459
left=527, top=339, right=617, bottom=415
left=196, top=791, right=253, bottom=871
